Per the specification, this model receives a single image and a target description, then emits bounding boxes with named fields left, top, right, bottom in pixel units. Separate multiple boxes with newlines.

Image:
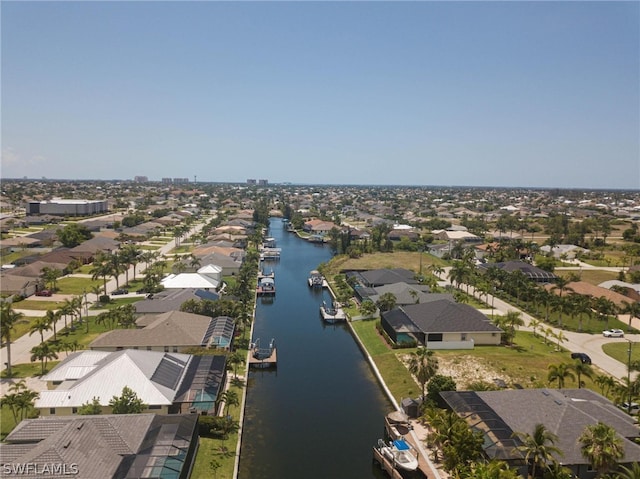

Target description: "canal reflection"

left=238, top=218, right=392, bottom=479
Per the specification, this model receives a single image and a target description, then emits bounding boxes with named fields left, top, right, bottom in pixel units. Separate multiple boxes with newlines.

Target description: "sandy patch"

left=400, top=353, right=506, bottom=390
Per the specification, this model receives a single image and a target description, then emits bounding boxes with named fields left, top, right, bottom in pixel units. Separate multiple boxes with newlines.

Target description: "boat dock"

left=320, top=301, right=347, bottom=322
left=372, top=446, right=405, bottom=479
left=248, top=338, right=277, bottom=368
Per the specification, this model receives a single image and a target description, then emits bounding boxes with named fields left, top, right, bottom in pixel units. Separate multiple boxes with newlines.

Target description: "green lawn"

left=602, top=341, right=640, bottom=366
left=350, top=318, right=605, bottom=404
left=13, top=300, right=66, bottom=311
left=56, top=276, right=103, bottom=294
left=1, top=360, right=60, bottom=379
left=9, top=316, right=42, bottom=341
left=191, top=381, right=245, bottom=478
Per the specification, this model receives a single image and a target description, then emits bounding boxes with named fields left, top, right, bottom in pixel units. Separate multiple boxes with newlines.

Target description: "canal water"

left=238, top=217, right=392, bottom=479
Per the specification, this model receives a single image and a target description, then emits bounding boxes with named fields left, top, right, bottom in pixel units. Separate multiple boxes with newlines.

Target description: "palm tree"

left=594, top=374, right=616, bottom=397
left=618, top=462, right=640, bottom=479
left=511, top=423, right=562, bottom=479
left=408, top=346, right=438, bottom=399
left=227, top=351, right=246, bottom=378
left=529, top=318, right=541, bottom=338
left=1, top=302, right=23, bottom=376
left=90, top=253, right=112, bottom=295
left=548, top=363, right=575, bottom=389
left=578, top=421, right=624, bottom=477
left=570, top=360, right=594, bottom=389
left=30, top=342, right=59, bottom=375
left=29, top=316, right=51, bottom=344
left=375, top=292, right=397, bottom=313
left=504, top=310, right=524, bottom=346
left=621, top=300, right=640, bottom=333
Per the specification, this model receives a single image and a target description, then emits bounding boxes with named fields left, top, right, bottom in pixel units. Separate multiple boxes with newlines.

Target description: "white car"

left=602, top=329, right=624, bottom=338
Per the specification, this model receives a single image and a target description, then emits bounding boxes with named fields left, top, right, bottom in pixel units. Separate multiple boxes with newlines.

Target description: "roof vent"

left=76, top=422, right=84, bottom=430
left=63, top=440, right=71, bottom=449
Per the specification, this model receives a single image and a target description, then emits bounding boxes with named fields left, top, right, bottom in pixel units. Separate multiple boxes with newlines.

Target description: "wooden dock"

left=248, top=339, right=277, bottom=368
left=372, top=447, right=404, bottom=479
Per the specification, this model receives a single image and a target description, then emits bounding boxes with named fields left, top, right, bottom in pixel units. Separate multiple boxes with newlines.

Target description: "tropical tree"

left=578, top=422, right=624, bottom=477
left=41, top=266, right=63, bottom=291
left=547, top=363, right=575, bottom=389
left=1, top=302, right=23, bottom=376
left=621, top=300, right=640, bottom=333
left=226, top=351, right=246, bottom=378
left=220, top=389, right=240, bottom=416
left=29, top=316, right=51, bottom=344
left=408, top=346, right=439, bottom=399
left=78, top=396, right=103, bottom=415
left=511, top=423, right=562, bottom=479
left=90, top=252, right=112, bottom=294
left=359, top=299, right=377, bottom=318
left=375, top=292, right=397, bottom=313
left=504, top=310, right=525, bottom=346
left=569, top=360, right=594, bottom=389
left=618, top=462, right=640, bottom=479
left=30, top=342, right=59, bottom=375
left=460, top=459, right=522, bottom=479
left=109, top=386, right=146, bottom=414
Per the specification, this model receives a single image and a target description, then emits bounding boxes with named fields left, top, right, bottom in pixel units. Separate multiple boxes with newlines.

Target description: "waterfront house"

left=36, top=349, right=226, bottom=416
left=0, top=413, right=199, bottom=479
left=380, top=299, right=502, bottom=348
left=89, top=311, right=234, bottom=352
left=440, top=388, right=640, bottom=479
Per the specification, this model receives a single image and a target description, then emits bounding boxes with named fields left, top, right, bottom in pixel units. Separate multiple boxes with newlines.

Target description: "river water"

left=238, top=217, right=392, bottom=479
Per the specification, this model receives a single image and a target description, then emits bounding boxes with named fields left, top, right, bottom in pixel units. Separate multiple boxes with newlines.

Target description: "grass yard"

left=191, top=381, right=245, bottom=478
left=602, top=341, right=640, bottom=366
left=1, top=361, right=60, bottom=379
left=350, top=318, right=607, bottom=405
left=8, top=315, right=42, bottom=341
left=13, top=300, right=66, bottom=311
left=0, top=404, right=38, bottom=441
left=557, top=268, right=620, bottom=285
left=324, top=251, right=447, bottom=277
left=56, top=276, right=103, bottom=294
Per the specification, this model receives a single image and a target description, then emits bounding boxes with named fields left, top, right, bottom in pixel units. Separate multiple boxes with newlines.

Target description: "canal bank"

left=237, top=218, right=393, bottom=479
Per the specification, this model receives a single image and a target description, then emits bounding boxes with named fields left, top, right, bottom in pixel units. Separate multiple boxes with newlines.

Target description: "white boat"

left=308, top=270, right=324, bottom=287
left=376, top=438, right=419, bottom=471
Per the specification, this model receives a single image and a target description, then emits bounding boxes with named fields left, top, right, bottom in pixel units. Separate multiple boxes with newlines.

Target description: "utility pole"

left=627, top=339, right=633, bottom=414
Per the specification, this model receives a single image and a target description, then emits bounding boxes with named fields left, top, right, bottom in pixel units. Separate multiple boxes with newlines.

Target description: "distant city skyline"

left=2, top=1, right=638, bottom=189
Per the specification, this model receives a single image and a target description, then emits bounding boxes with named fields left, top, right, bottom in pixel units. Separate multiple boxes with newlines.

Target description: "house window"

left=147, top=346, right=152, bottom=351
left=72, top=407, right=78, bottom=414
left=172, top=346, right=178, bottom=353
left=49, top=408, right=56, bottom=415
left=461, top=333, right=467, bottom=341
left=148, top=405, right=161, bottom=410
left=164, top=346, right=169, bottom=352
left=133, top=346, right=138, bottom=350
left=427, top=333, right=443, bottom=342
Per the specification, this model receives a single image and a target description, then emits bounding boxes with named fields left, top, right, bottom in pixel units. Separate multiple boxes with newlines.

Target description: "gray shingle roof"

left=389, top=299, right=502, bottom=333
left=0, top=414, right=198, bottom=479
left=441, top=388, right=640, bottom=467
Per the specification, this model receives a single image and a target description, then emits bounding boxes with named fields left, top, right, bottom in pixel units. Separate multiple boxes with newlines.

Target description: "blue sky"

left=2, top=1, right=638, bottom=189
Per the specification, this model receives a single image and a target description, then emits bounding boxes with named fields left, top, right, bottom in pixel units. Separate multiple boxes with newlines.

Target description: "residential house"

left=0, top=413, right=198, bottom=479
left=440, top=388, right=640, bottom=479
left=161, top=264, right=221, bottom=290
left=380, top=299, right=502, bottom=348
left=90, top=311, right=234, bottom=352
left=134, top=288, right=219, bottom=314
left=478, top=260, right=557, bottom=283
left=36, top=349, right=226, bottom=416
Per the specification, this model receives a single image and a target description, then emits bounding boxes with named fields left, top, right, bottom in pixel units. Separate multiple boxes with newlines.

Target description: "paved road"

left=0, top=221, right=207, bottom=376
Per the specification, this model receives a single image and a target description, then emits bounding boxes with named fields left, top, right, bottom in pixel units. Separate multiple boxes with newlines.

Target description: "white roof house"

left=36, top=350, right=193, bottom=410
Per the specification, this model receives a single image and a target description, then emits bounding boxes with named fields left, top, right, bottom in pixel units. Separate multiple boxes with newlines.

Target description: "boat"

left=376, top=438, right=419, bottom=472
left=319, top=300, right=347, bottom=323
left=257, top=276, right=276, bottom=295
left=307, top=270, right=324, bottom=287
